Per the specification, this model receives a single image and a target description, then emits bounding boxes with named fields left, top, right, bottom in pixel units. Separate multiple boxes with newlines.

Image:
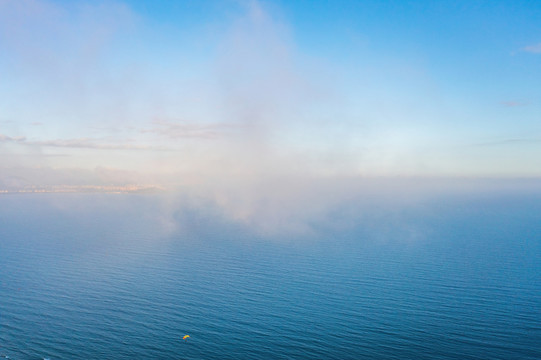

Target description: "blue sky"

left=1, top=0, right=540, bottom=186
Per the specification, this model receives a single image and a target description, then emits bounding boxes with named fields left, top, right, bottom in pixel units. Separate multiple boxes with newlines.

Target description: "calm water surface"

left=0, top=193, right=540, bottom=359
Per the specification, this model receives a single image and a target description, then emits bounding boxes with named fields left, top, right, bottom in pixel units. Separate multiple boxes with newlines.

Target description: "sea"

left=0, top=187, right=540, bottom=359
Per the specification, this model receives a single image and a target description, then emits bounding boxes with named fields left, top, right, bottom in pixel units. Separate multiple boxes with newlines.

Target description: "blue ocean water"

left=0, top=191, right=540, bottom=359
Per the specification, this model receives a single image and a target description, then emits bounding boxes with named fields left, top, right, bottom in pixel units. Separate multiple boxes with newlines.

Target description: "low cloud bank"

left=6, top=174, right=539, bottom=248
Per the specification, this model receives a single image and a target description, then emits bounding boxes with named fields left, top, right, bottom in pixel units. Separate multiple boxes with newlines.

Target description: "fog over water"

left=1, top=180, right=540, bottom=359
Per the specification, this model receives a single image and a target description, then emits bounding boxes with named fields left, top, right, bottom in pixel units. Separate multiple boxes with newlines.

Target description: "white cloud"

left=522, top=42, right=541, bottom=53
left=0, top=0, right=143, bottom=131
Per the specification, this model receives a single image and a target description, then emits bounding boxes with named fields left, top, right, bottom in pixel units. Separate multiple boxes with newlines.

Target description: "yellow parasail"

left=182, top=335, right=190, bottom=340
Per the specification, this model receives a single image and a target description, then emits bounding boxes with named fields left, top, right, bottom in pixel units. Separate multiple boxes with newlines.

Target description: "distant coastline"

left=0, top=184, right=165, bottom=195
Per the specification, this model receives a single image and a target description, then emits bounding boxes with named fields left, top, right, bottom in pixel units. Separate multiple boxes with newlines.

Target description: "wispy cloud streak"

left=0, top=134, right=26, bottom=142
left=500, top=101, right=529, bottom=107
left=471, top=137, right=541, bottom=147
left=0, top=133, right=168, bottom=150
left=141, top=119, right=240, bottom=140
left=523, top=42, right=541, bottom=53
